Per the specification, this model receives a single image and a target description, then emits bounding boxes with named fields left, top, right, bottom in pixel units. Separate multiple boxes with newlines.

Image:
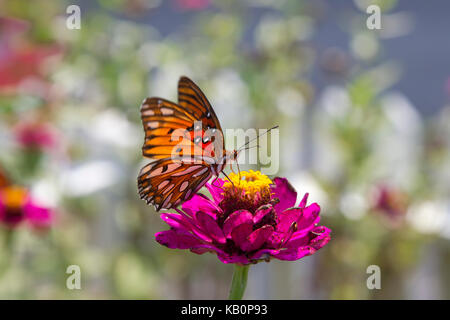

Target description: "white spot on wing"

left=147, top=121, right=159, bottom=129
left=193, top=167, right=209, bottom=177
left=162, top=194, right=173, bottom=208
left=179, top=181, right=189, bottom=192
left=171, top=165, right=203, bottom=176
left=158, top=180, right=169, bottom=190
left=142, top=109, right=155, bottom=116
left=149, top=167, right=163, bottom=177
left=160, top=108, right=174, bottom=115
left=163, top=184, right=175, bottom=194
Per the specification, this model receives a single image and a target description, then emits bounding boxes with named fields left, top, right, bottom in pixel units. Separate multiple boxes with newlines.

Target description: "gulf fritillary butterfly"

left=137, top=76, right=238, bottom=211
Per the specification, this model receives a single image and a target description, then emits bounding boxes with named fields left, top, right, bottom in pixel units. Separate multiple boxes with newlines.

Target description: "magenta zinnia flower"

left=371, top=184, right=408, bottom=227
left=0, top=185, right=53, bottom=230
left=156, top=170, right=331, bottom=264
left=14, top=121, right=58, bottom=151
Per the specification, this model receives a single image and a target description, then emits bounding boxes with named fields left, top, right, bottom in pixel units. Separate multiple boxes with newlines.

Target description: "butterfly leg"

left=211, top=175, right=226, bottom=191
left=236, top=161, right=241, bottom=185
left=222, top=171, right=234, bottom=188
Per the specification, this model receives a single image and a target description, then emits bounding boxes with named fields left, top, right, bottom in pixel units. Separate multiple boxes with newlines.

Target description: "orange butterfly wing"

left=138, top=76, right=225, bottom=210
left=138, top=158, right=213, bottom=210
left=177, top=76, right=222, bottom=133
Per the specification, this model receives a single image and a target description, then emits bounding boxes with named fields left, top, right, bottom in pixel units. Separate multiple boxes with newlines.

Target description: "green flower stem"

left=228, top=264, right=250, bottom=300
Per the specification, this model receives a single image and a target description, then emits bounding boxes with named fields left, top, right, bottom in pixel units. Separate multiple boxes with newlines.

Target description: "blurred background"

left=0, top=0, right=449, bottom=299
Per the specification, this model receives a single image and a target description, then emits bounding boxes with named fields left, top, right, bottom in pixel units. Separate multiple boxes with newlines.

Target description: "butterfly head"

left=224, top=149, right=239, bottom=163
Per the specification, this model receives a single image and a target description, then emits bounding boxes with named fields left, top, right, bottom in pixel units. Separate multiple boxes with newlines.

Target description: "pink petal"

left=253, top=205, right=273, bottom=225
left=283, top=232, right=310, bottom=248
left=250, top=248, right=280, bottom=260
left=265, top=231, right=284, bottom=248
left=309, top=226, right=331, bottom=250
left=24, top=201, right=53, bottom=228
left=273, top=247, right=313, bottom=261
left=276, top=208, right=301, bottom=233
left=271, top=177, right=297, bottom=213
left=253, top=246, right=313, bottom=261
left=160, top=212, right=190, bottom=230
left=231, top=223, right=253, bottom=248
left=299, top=193, right=309, bottom=208
left=194, top=211, right=226, bottom=244
left=181, top=193, right=221, bottom=218
left=217, top=254, right=250, bottom=264
left=190, top=244, right=250, bottom=264
left=240, top=225, right=274, bottom=252
left=161, top=212, right=212, bottom=243
left=190, top=243, right=228, bottom=255
left=155, top=230, right=203, bottom=249
left=190, top=245, right=218, bottom=254
left=205, top=179, right=225, bottom=203
left=223, top=210, right=253, bottom=238
left=285, top=226, right=331, bottom=251
left=297, top=203, right=321, bottom=230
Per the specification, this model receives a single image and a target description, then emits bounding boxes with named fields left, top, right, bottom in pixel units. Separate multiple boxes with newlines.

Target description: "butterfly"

left=137, top=76, right=239, bottom=211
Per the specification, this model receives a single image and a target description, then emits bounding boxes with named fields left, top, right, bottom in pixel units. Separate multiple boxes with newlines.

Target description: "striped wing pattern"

left=138, top=76, right=224, bottom=211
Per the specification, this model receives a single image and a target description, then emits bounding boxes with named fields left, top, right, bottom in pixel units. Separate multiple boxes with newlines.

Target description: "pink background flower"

left=0, top=186, right=53, bottom=230
left=14, top=121, right=58, bottom=150
left=174, top=0, right=211, bottom=11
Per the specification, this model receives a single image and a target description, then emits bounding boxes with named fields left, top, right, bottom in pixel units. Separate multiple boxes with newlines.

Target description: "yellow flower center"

left=1, top=186, right=28, bottom=208
left=219, top=170, right=273, bottom=216
left=223, top=170, right=273, bottom=197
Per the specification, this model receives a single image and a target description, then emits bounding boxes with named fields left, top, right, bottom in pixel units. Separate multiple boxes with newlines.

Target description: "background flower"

left=0, top=185, right=53, bottom=229
left=13, top=121, right=58, bottom=151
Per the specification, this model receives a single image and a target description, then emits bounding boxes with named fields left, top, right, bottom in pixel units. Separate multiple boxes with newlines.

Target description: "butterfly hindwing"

left=138, top=157, right=212, bottom=210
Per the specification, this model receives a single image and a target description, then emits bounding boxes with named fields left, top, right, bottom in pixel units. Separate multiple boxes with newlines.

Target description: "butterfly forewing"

left=177, top=76, right=222, bottom=133
left=141, top=98, right=197, bottom=159
left=178, top=76, right=225, bottom=162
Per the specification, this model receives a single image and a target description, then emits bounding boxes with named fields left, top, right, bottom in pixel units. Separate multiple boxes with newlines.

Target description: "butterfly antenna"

left=222, top=171, right=234, bottom=188
left=237, top=125, right=279, bottom=152
left=241, top=144, right=260, bottom=151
